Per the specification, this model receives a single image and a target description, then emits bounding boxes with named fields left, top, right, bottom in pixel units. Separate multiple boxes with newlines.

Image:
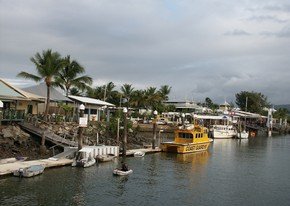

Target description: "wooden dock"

left=0, top=147, right=162, bottom=176
left=18, top=122, right=78, bottom=147
left=0, top=158, right=73, bottom=176
left=125, top=147, right=162, bottom=156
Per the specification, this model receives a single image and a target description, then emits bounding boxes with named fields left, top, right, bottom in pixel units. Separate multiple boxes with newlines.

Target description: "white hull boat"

left=211, top=125, right=237, bottom=139
left=72, top=148, right=96, bottom=168
left=14, top=165, right=45, bottom=177
left=96, top=154, right=116, bottom=162
left=113, top=169, right=133, bottom=176
left=237, top=130, right=249, bottom=139
left=133, top=151, right=145, bottom=157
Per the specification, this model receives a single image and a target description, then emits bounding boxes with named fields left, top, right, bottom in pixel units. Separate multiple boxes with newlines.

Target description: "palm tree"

left=145, top=87, right=162, bottom=110
left=120, top=84, right=134, bottom=108
left=54, top=55, right=92, bottom=96
left=159, top=85, right=171, bottom=101
left=131, top=90, right=146, bottom=108
left=17, top=49, right=64, bottom=120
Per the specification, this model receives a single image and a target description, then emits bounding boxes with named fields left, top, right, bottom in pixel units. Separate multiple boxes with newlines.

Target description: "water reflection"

left=1, top=135, right=290, bottom=206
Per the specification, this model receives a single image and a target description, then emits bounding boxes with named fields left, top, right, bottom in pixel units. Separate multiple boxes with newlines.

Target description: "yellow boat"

left=161, top=124, right=213, bottom=153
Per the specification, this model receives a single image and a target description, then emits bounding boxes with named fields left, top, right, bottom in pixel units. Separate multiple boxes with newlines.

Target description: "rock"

left=2, top=127, right=13, bottom=138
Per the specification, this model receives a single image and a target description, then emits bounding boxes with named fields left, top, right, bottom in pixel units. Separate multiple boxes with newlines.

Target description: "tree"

left=158, top=85, right=171, bottom=101
left=17, top=49, right=64, bottom=119
left=54, top=55, right=92, bottom=96
left=273, top=108, right=289, bottom=119
left=235, top=91, right=270, bottom=114
left=120, top=84, right=134, bottom=107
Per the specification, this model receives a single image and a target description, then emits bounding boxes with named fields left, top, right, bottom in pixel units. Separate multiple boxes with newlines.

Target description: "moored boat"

left=237, top=130, right=249, bottom=139
left=160, top=124, right=213, bottom=154
left=13, top=165, right=45, bottom=178
left=210, top=124, right=237, bottom=139
left=133, top=151, right=145, bottom=157
left=113, top=169, right=133, bottom=176
left=72, top=148, right=96, bottom=168
left=95, top=154, right=116, bottom=162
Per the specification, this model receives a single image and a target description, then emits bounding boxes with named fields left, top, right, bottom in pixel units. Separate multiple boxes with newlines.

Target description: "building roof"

left=23, top=83, right=72, bottom=102
left=0, top=78, right=44, bottom=101
left=68, top=95, right=115, bottom=107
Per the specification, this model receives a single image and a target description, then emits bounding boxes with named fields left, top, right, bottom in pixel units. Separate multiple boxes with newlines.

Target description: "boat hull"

left=13, top=165, right=45, bottom=177
left=113, top=169, right=133, bottom=176
left=96, top=154, right=115, bottom=162
left=161, top=140, right=212, bottom=154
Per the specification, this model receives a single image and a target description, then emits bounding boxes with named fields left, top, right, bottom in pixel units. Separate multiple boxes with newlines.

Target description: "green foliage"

left=204, top=97, right=219, bottom=111
left=273, top=108, right=289, bottom=119
left=17, top=49, right=64, bottom=118
left=235, top=91, right=270, bottom=114
left=54, top=55, right=92, bottom=96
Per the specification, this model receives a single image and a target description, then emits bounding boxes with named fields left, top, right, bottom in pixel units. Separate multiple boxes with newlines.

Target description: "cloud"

left=0, top=0, right=290, bottom=105
left=247, top=15, right=288, bottom=23
left=224, top=29, right=251, bottom=36
left=260, top=25, right=290, bottom=37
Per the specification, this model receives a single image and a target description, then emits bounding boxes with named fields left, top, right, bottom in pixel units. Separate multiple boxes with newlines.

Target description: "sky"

left=0, top=0, right=290, bottom=105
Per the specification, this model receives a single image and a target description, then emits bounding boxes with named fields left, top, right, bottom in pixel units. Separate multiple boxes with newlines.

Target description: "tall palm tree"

left=54, top=55, right=92, bottom=96
left=17, top=49, right=64, bottom=120
left=159, top=85, right=171, bottom=101
left=145, top=87, right=161, bottom=110
left=131, top=90, right=146, bottom=108
left=120, top=84, right=134, bottom=108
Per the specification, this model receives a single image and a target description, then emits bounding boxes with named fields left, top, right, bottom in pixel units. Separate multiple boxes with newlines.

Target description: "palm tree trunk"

left=45, top=85, right=51, bottom=121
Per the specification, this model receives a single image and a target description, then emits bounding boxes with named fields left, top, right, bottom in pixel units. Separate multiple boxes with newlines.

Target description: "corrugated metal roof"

left=23, top=83, right=72, bottom=102
left=0, top=78, right=44, bottom=101
left=68, top=95, right=115, bottom=107
left=0, top=79, right=24, bottom=98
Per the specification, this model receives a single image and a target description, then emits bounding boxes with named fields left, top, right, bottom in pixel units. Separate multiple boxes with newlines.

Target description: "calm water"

left=1, top=135, right=290, bottom=206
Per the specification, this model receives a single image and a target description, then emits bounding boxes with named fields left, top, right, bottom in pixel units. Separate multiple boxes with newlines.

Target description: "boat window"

left=179, top=133, right=193, bottom=139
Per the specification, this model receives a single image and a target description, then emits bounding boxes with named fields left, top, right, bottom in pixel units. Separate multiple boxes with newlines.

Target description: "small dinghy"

left=133, top=151, right=145, bottom=157
left=96, top=154, right=115, bottom=162
left=113, top=169, right=133, bottom=176
left=14, top=165, right=45, bottom=178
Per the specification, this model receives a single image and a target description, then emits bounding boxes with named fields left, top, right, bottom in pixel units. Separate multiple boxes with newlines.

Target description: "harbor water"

left=1, top=134, right=290, bottom=206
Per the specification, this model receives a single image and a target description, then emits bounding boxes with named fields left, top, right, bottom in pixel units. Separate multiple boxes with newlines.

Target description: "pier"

left=0, top=158, right=73, bottom=176
left=0, top=147, right=161, bottom=176
left=18, top=122, right=78, bottom=147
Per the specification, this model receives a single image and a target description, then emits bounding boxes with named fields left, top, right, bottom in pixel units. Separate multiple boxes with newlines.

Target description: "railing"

left=0, top=109, right=25, bottom=121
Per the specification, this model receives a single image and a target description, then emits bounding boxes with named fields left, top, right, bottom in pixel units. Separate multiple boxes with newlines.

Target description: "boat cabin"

left=174, top=125, right=209, bottom=144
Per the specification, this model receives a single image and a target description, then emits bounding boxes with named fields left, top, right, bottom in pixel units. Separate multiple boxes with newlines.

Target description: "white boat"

left=133, top=151, right=145, bottom=157
left=237, top=130, right=249, bottom=139
left=113, top=169, right=133, bottom=176
left=14, top=165, right=45, bottom=177
left=210, top=125, right=237, bottom=139
left=95, top=154, right=115, bottom=162
left=72, top=148, right=96, bottom=168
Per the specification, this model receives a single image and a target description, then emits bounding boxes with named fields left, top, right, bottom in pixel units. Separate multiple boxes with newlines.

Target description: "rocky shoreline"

left=0, top=122, right=174, bottom=160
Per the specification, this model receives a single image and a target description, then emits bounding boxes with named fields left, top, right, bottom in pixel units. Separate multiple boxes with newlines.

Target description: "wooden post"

left=117, top=117, right=120, bottom=144
left=40, top=131, right=46, bottom=155
left=122, top=109, right=128, bottom=161
left=152, top=110, right=158, bottom=149
left=78, top=105, right=85, bottom=150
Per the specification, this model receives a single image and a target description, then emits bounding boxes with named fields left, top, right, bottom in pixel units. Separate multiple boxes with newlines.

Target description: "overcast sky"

left=1, top=0, right=290, bottom=105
